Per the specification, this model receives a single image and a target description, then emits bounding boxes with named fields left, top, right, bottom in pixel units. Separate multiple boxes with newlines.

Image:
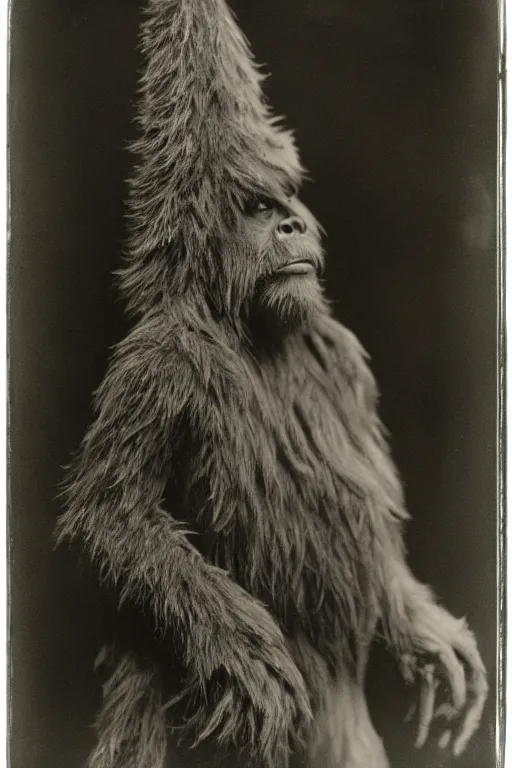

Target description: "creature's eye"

left=244, top=196, right=276, bottom=216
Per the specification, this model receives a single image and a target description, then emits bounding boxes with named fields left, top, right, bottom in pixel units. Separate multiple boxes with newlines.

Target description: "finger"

left=415, top=665, right=437, bottom=749
left=451, top=624, right=487, bottom=680
left=452, top=669, right=489, bottom=756
left=451, top=631, right=489, bottom=755
left=423, top=638, right=467, bottom=711
left=438, top=730, right=451, bottom=749
left=401, top=652, right=416, bottom=685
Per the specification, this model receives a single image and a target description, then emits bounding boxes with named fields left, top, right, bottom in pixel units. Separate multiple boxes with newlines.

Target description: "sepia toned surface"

left=9, top=0, right=498, bottom=766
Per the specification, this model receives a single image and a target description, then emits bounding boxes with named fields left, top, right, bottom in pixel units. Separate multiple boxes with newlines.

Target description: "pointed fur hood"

left=120, top=0, right=305, bottom=315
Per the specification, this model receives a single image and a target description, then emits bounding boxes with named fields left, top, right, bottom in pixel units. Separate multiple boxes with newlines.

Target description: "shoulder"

left=101, top=313, right=195, bottom=388
left=98, top=307, right=247, bottom=405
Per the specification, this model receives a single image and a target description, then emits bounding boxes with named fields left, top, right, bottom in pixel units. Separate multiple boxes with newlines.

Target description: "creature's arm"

left=369, top=377, right=489, bottom=757
left=380, top=551, right=488, bottom=753
left=321, top=317, right=488, bottom=755
left=57, top=317, right=311, bottom=766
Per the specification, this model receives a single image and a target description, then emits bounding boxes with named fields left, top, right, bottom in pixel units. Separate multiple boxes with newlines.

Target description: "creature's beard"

left=249, top=238, right=328, bottom=336
left=251, top=274, right=326, bottom=334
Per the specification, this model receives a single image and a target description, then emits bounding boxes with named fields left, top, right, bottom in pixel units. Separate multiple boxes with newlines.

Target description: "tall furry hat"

left=121, top=0, right=305, bottom=314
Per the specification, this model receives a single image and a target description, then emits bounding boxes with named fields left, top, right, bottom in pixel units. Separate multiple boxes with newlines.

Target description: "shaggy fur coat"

left=56, top=1, right=487, bottom=767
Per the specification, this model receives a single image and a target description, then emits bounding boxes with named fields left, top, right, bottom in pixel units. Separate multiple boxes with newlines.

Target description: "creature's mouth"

left=274, top=259, right=317, bottom=276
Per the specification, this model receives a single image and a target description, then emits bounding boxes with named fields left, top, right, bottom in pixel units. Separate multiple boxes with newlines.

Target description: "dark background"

left=9, top=0, right=499, bottom=766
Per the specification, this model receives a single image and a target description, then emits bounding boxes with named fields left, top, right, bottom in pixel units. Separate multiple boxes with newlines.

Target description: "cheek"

left=240, top=218, right=283, bottom=270
left=243, top=215, right=276, bottom=248
left=217, top=230, right=269, bottom=302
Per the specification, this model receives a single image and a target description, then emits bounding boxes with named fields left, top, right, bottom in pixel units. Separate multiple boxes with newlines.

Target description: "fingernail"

left=438, top=730, right=451, bottom=749
left=404, top=704, right=416, bottom=723
left=415, top=730, right=427, bottom=749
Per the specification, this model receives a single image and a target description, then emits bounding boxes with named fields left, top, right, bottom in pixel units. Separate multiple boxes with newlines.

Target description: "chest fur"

left=179, top=325, right=404, bottom=652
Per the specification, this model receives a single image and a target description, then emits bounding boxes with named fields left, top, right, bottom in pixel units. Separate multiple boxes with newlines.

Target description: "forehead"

left=246, top=172, right=301, bottom=203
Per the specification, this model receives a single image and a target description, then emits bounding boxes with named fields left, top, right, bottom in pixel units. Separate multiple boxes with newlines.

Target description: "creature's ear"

left=119, top=0, right=305, bottom=314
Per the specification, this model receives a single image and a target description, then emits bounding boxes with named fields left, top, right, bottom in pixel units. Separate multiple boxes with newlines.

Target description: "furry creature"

left=56, top=0, right=488, bottom=766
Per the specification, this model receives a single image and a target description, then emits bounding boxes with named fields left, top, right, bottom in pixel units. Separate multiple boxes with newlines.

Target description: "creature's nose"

left=276, top=216, right=307, bottom=238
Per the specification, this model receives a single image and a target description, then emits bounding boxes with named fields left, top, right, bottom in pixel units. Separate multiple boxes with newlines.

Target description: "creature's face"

left=231, top=185, right=327, bottom=333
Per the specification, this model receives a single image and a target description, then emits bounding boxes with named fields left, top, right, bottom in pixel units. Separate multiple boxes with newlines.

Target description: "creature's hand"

left=173, top=574, right=312, bottom=767
left=400, top=602, right=488, bottom=757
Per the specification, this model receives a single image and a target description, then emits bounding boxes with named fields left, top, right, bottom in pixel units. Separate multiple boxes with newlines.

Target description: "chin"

left=252, top=275, right=327, bottom=334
